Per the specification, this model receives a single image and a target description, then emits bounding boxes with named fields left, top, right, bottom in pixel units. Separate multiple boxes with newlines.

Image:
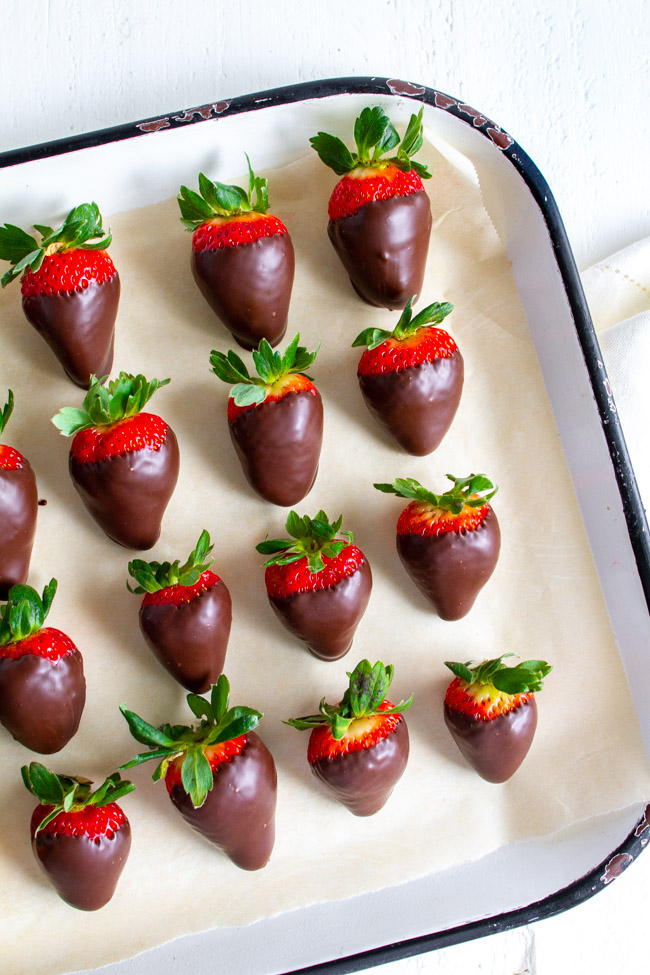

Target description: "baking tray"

left=2, top=77, right=650, bottom=974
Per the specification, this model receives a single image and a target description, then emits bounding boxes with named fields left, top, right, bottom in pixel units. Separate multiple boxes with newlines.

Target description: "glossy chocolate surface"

left=69, top=427, right=179, bottom=549
left=230, top=389, right=323, bottom=506
left=444, top=697, right=538, bottom=783
left=0, top=645, right=85, bottom=753
left=359, top=351, right=464, bottom=455
left=312, top=715, right=409, bottom=816
left=397, top=507, right=501, bottom=620
left=0, top=461, right=38, bottom=598
left=22, top=273, right=120, bottom=388
left=328, top=191, right=431, bottom=309
left=169, top=732, right=277, bottom=870
left=33, top=817, right=131, bottom=910
left=192, top=233, right=294, bottom=349
left=139, top=579, right=232, bottom=692
left=269, top=558, right=372, bottom=660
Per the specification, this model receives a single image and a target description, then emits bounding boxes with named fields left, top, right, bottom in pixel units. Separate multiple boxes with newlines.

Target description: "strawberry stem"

left=178, top=155, right=270, bottom=231
left=352, top=296, right=454, bottom=350
left=445, top=655, right=552, bottom=694
left=52, top=372, right=171, bottom=436
left=0, top=579, right=57, bottom=645
left=127, top=530, right=214, bottom=594
left=374, top=474, right=497, bottom=514
left=22, top=763, right=135, bottom=835
left=286, top=659, right=413, bottom=740
left=0, top=389, right=14, bottom=437
left=256, top=510, right=353, bottom=574
left=210, top=333, right=319, bottom=408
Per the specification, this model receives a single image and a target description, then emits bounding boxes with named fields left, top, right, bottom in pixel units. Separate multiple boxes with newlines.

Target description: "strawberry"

left=210, top=333, right=323, bottom=506
left=22, top=762, right=134, bottom=910
left=178, top=157, right=294, bottom=349
left=310, top=106, right=432, bottom=309
left=257, top=510, right=372, bottom=661
left=0, top=580, right=85, bottom=753
left=0, top=203, right=119, bottom=387
left=353, top=297, right=463, bottom=455
left=443, top=655, right=552, bottom=782
left=127, top=530, right=232, bottom=692
left=120, top=675, right=277, bottom=870
left=52, top=372, right=180, bottom=549
left=374, top=475, right=500, bottom=620
left=286, top=659, right=412, bottom=815
left=0, top=390, right=38, bottom=597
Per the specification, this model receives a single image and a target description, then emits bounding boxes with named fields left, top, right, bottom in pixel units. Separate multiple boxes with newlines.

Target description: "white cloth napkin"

left=582, top=238, right=650, bottom=507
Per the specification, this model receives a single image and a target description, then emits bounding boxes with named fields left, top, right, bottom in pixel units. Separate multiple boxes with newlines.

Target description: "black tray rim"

left=2, top=76, right=649, bottom=974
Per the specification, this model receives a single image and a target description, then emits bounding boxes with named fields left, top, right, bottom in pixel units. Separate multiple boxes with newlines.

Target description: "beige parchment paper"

left=2, top=143, right=650, bottom=975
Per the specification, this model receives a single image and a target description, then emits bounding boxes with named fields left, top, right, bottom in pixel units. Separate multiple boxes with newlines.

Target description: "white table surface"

left=3, top=2, right=650, bottom=973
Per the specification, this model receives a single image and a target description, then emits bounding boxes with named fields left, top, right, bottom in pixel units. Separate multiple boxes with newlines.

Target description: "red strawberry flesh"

left=21, top=249, right=116, bottom=298
left=307, top=701, right=400, bottom=762
left=265, top=544, right=366, bottom=598
left=397, top=499, right=490, bottom=536
left=70, top=413, right=169, bottom=464
left=328, top=165, right=424, bottom=221
left=193, top=213, right=288, bottom=250
left=164, top=736, right=246, bottom=793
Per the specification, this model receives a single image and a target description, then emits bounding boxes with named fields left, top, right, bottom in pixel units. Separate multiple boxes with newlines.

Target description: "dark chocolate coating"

left=328, top=191, right=431, bottom=309
left=311, top=716, right=409, bottom=816
left=33, top=817, right=131, bottom=910
left=192, top=233, right=295, bottom=349
left=69, top=427, right=180, bottom=549
left=0, top=461, right=38, bottom=598
left=169, top=732, right=277, bottom=870
left=444, top=697, right=538, bottom=783
left=22, top=273, right=120, bottom=388
left=0, top=645, right=86, bottom=753
left=139, top=579, right=232, bottom=692
left=269, top=558, right=372, bottom=660
left=396, top=507, right=501, bottom=620
left=229, top=390, right=323, bottom=506
left=358, top=351, right=464, bottom=455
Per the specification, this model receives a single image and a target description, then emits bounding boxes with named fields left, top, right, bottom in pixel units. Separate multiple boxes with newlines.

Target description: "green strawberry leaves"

left=0, top=579, right=57, bottom=645
left=52, top=372, right=171, bottom=436
left=445, top=655, right=552, bottom=695
left=256, top=509, right=353, bottom=574
left=210, top=333, right=319, bottom=408
left=127, top=530, right=214, bottom=594
left=0, top=389, right=14, bottom=437
left=286, top=659, right=413, bottom=740
left=178, top=155, right=270, bottom=231
left=0, top=203, right=112, bottom=287
left=120, top=675, right=261, bottom=808
left=352, top=296, right=455, bottom=350
left=22, top=762, right=135, bottom=835
left=311, top=106, right=431, bottom=178
left=374, top=473, right=498, bottom=514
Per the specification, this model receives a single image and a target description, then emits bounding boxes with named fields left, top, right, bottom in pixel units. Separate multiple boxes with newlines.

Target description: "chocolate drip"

left=444, top=697, right=538, bottom=782
left=0, top=461, right=38, bottom=598
left=328, top=191, right=431, bottom=309
left=139, top=579, right=232, bottom=692
left=269, top=558, right=372, bottom=660
left=192, top=233, right=295, bottom=349
left=358, top=351, right=464, bottom=455
left=69, top=428, right=180, bottom=549
left=311, top=716, right=409, bottom=816
left=22, top=273, right=120, bottom=388
left=396, top=508, right=500, bottom=620
left=230, top=390, right=323, bottom=506
left=169, top=733, right=277, bottom=870
left=0, top=645, right=85, bottom=753
left=33, top=818, right=131, bottom=910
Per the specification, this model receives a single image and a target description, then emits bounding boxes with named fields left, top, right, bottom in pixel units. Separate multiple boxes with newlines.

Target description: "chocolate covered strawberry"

left=444, top=655, right=551, bottom=782
left=52, top=372, right=179, bottom=549
left=257, top=510, right=372, bottom=661
left=0, top=580, right=85, bottom=753
left=0, top=203, right=119, bottom=387
left=22, top=762, right=134, bottom=910
left=374, top=475, right=500, bottom=620
left=179, top=158, right=294, bottom=349
left=127, top=530, right=232, bottom=692
left=120, top=676, right=276, bottom=870
left=210, top=333, right=322, bottom=506
left=286, top=659, right=412, bottom=815
left=311, top=106, right=432, bottom=309
left=0, top=390, right=38, bottom=597
left=353, top=298, right=463, bottom=455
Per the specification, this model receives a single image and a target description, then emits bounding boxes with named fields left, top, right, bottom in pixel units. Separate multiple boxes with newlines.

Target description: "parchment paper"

left=2, top=143, right=649, bottom=975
